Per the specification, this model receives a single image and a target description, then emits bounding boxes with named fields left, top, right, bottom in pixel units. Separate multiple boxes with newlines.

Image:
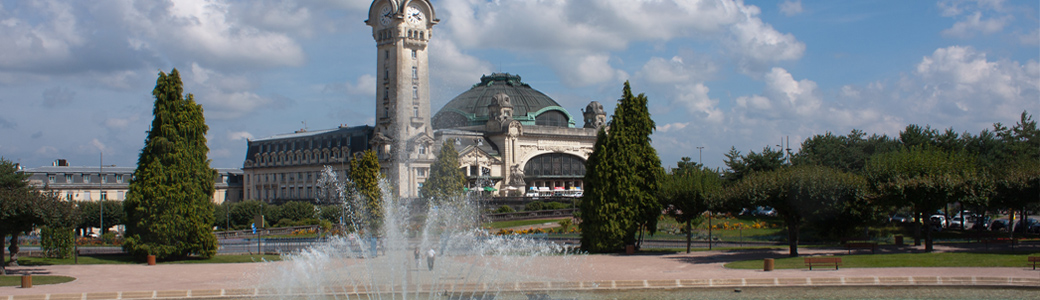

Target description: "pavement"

left=1, top=244, right=1038, bottom=299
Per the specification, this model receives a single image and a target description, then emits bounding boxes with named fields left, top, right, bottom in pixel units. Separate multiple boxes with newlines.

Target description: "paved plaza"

left=1, top=244, right=1038, bottom=299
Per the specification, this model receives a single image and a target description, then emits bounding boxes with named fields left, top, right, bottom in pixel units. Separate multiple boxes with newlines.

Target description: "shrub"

left=495, top=205, right=515, bottom=213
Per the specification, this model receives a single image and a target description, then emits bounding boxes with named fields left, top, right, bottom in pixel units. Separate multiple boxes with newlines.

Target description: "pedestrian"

left=426, top=248, right=436, bottom=271
left=413, top=246, right=421, bottom=268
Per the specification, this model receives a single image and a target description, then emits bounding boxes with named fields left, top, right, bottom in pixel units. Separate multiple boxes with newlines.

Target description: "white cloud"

left=345, top=74, right=376, bottom=96
left=914, top=46, right=1038, bottom=117
left=762, top=67, right=821, bottom=116
left=439, top=0, right=801, bottom=83
left=727, top=7, right=805, bottom=73
left=656, top=122, right=688, bottom=133
left=228, top=131, right=253, bottom=141
left=185, top=63, right=274, bottom=120
left=637, top=55, right=717, bottom=85
left=779, top=1, right=804, bottom=16
left=941, top=12, right=1010, bottom=38
left=674, top=83, right=724, bottom=123
left=103, top=115, right=140, bottom=130
left=1020, top=29, right=1039, bottom=45
left=428, top=38, right=493, bottom=90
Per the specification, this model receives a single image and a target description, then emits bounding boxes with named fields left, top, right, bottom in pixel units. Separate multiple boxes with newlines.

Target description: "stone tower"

left=367, top=0, right=438, bottom=198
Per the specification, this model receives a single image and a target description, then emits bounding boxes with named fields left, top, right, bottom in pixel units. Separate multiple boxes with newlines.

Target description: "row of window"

left=255, top=148, right=354, bottom=166
left=47, top=174, right=125, bottom=184
left=63, top=190, right=124, bottom=201
left=257, top=136, right=353, bottom=153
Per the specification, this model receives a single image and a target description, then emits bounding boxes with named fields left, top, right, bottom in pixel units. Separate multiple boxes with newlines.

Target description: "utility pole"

left=696, top=146, right=704, bottom=165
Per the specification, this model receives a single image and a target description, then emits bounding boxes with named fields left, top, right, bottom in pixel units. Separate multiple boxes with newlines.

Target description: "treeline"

left=660, top=111, right=1039, bottom=256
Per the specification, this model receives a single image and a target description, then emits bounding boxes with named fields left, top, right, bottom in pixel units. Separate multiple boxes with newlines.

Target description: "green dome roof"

left=433, top=73, right=574, bottom=129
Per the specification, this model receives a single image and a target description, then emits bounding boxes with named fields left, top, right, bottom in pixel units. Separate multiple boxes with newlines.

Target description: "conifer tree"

left=421, top=141, right=465, bottom=204
left=349, top=150, right=383, bottom=232
left=580, top=82, right=663, bottom=253
left=123, top=69, right=218, bottom=260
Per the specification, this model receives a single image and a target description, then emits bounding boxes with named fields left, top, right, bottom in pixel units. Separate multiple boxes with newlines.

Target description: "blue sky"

left=1, top=0, right=1037, bottom=171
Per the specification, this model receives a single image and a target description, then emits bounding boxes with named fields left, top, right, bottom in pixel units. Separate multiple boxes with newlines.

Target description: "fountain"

left=259, top=166, right=585, bottom=299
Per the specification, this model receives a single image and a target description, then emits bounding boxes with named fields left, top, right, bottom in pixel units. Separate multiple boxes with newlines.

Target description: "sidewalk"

left=1, top=245, right=1037, bottom=299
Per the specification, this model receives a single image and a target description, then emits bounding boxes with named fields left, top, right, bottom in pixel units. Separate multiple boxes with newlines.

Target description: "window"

left=65, top=192, right=73, bottom=201
left=100, top=191, right=107, bottom=200
left=412, top=66, right=418, bottom=79
left=413, top=86, right=419, bottom=99
left=101, top=174, right=108, bottom=184
left=65, top=175, right=72, bottom=183
left=417, top=168, right=428, bottom=177
left=481, top=167, right=491, bottom=176
left=419, top=144, right=427, bottom=155
left=414, top=106, right=419, bottom=117
left=83, top=174, right=90, bottom=183
left=535, top=110, right=569, bottom=127
left=48, top=175, right=55, bottom=183
left=384, top=68, right=389, bottom=79
left=411, top=49, right=417, bottom=59
left=117, top=191, right=124, bottom=200
left=116, top=174, right=123, bottom=183
left=84, top=191, right=91, bottom=200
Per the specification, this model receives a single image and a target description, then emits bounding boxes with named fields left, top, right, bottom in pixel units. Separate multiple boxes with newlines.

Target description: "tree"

left=791, top=129, right=899, bottom=173
left=580, top=82, right=662, bottom=253
left=724, top=146, right=785, bottom=182
left=658, top=157, right=722, bottom=253
left=726, top=165, right=867, bottom=257
left=76, top=201, right=124, bottom=235
left=863, top=147, right=976, bottom=251
left=123, top=69, right=218, bottom=260
left=0, top=158, right=78, bottom=273
left=421, top=141, right=465, bottom=204
left=349, top=149, right=383, bottom=233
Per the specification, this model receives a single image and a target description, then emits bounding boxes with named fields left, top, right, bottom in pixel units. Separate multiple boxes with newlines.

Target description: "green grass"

left=9, top=254, right=281, bottom=266
left=725, top=252, right=1040, bottom=269
left=0, top=275, right=75, bottom=287
left=486, top=218, right=570, bottom=229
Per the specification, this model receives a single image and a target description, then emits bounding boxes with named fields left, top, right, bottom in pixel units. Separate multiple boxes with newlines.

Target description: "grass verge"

left=9, top=254, right=282, bottom=266
left=725, top=252, right=1040, bottom=269
left=0, top=275, right=75, bottom=287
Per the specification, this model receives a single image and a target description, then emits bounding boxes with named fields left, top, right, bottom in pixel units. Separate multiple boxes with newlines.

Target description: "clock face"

left=406, top=5, right=425, bottom=25
left=379, top=5, right=392, bottom=26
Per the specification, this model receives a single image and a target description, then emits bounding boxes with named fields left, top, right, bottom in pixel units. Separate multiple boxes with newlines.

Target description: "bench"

left=844, top=242, right=877, bottom=254
left=804, top=257, right=842, bottom=270
left=1030, top=256, right=1039, bottom=270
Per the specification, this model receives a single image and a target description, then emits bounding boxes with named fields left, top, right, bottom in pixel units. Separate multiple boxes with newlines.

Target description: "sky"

left=0, top=0, right=1037, bottom=171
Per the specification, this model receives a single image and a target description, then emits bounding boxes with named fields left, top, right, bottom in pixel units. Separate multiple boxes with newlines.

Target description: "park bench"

left=1029, top=256, right=1039, bottom=270
left=843, top=242, right=877, bottom=254
left=804, top=257, right=842, bottom=270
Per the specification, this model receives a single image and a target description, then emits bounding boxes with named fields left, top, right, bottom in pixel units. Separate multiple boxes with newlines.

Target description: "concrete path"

left=1, top=244, right=1037, bottom=299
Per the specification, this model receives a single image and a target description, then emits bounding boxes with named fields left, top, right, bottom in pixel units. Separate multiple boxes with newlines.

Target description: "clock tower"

left=366, top=0, right=438, bottom=198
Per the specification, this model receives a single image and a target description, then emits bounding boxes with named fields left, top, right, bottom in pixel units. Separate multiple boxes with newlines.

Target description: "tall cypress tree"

left=123, top=69, right=217, bottom=260
left=349, top=150, right=383, bottom=233
left=580, top=82, right=662, bottom=253
left=421, top=141, right=465, bottom=204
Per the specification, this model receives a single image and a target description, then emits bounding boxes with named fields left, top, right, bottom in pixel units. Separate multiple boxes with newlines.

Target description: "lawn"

left=486, top=218, right=570, bottom=229
left=8, top=254, right=281, bottom=266
left=0, top=275, right=75, bottom=287
left=725, top=252, right=1040, bottom=269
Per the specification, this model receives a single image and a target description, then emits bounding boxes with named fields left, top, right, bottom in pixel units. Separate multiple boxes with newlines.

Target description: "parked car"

left=889, top=213, right=912, bottom=223
left=990, top=219, right=1009, bottom=232
left=970, top=216, right=991, bottom=230
left=1012, top=218, right=1038, bottom=234
left=948, top=217, right=967, bottom=229
left=753, top=206, right=777, bottom=217
left=929, top=215, right=947, bottom=228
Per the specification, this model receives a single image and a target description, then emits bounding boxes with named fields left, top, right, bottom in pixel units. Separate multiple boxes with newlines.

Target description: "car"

left=948, top=217, right=967, bottom=229
left=990, top=219, right=1009, bottom=232
left=970, top=216, right=991, bottom=230
left=1012, top=218, right=1038, bottom=234
left=889, top=213, right=912, bottom=223
left=929, top=215, right=947, bottom=228
left=753, top=206, right=777, bottom=217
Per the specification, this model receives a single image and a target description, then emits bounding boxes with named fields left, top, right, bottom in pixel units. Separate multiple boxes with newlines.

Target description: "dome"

left=433, top=73, right=574, bottom=129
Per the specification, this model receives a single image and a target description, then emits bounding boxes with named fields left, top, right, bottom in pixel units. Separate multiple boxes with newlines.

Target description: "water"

left=260, top=166, right=584, bottom=299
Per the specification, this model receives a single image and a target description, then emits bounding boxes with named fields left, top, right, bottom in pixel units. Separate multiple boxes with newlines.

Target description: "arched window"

left=523, top=153, right=586, bottom=177
left=535, top=110, right=568, bottom=127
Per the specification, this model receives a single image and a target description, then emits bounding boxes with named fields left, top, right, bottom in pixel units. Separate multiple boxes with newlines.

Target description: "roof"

left=433, top=73, right=572, bottom=129
left=23, top=166, right=136, bottom=174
